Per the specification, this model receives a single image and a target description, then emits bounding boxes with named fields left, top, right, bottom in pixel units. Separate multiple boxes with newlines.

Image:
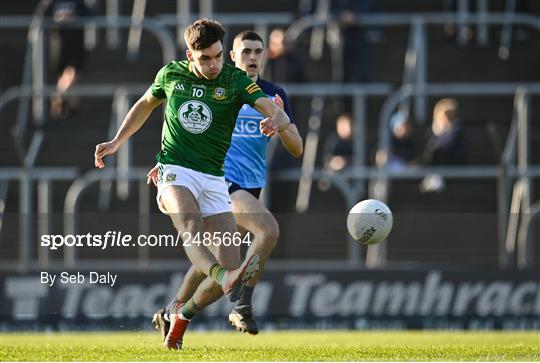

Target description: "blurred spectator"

left=390, top=111, right=416, bottom=168
left=323, top=112, right=353, bottom=171
left=42, top=0, right=90, bottom=119
left=318, top=112, right=353, bottom=191
left=376, top=110, right=416, bottom=171
left=420, top=98, right=467, bottom=193
left=264, top=28, right=306, bottom=83
left=423, top=98, right=466, bottom=165
left=332, top=0, right=379, bottom=83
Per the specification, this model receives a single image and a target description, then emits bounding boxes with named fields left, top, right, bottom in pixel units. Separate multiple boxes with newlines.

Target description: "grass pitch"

left=1, top=331, right=539, bottom=361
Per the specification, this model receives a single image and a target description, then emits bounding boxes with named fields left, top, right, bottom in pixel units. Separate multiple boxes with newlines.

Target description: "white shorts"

left=156, top=163, right=232, bottom=217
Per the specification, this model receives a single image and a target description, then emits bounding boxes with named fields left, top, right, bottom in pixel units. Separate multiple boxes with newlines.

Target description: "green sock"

left=209, top=263, right=227, bottom=286
left=181, top=299, right=201, bottom=320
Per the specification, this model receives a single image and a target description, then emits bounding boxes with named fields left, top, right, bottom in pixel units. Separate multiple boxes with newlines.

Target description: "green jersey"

left=151, top=61, right=265, bottom=176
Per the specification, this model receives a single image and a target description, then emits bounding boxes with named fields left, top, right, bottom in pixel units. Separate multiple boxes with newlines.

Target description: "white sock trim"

left=168, top=312, right=191, bottom=322
left=179, top=313, right=191, bottom=321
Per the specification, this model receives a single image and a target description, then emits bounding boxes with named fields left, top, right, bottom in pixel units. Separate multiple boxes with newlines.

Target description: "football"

left=347, top=199, right=393, bottom=244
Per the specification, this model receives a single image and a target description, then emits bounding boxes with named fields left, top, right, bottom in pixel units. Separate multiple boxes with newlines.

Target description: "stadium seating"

left=0, top=0, right=538, bottom=267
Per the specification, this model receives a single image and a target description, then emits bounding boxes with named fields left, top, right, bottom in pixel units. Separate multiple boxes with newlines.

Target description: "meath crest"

left=213, top=87, right=226, bottom=100
left=177, top=100, right=213, bottom=134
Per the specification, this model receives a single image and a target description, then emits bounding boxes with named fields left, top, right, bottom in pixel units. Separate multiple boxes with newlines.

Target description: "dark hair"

left=184, top=19, right=225, bottom=50
left=233, top=30, right=264, bottom=46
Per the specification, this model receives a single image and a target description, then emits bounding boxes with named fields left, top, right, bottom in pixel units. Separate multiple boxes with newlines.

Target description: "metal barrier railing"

left=0, top=84, right=149, bottom=271
left=503, top=87, right=535, bottom=269
left=286, top=12, right=540, bottom=32
left=402, top=19, right=427, bottom=123
left=98, top=87, right=133, bottom=210
left=127, top=0, right=147, bottom=61
left=1, top=81, right=539, bottom=270
left=156, top=12, right=295, bottom=48
left=285, top=11, right=540, bottom=124
left=498, top=105, right=517, bottom=268
left=63, top=168, right=152, bottom=269
left=499, top=0, right=517, bottom=59
left=295, top=97, right=324, bottom=213
left=0, top=15, right=175, bottom=171
left=0, top=168, right=78, bottom=271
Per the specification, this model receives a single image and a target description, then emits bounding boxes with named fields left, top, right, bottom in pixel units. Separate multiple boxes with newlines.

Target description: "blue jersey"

left=224, top=77, right=294, bottom=189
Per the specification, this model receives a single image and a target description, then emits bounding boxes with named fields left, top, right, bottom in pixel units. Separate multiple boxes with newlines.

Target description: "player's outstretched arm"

left=277, top=123, right=303, bottom=158
left=271, top=94, right=303, bottom=158
left=94, top=88, right=164, bottom=168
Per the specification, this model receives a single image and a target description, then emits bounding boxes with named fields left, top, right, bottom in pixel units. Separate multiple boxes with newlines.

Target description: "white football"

left=347, top=199, right=393, bottom=245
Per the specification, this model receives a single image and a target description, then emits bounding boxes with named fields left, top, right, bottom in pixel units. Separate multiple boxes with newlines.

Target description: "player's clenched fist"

left=260, top=118, right=278, bottom=137
left=94, top=141, right=119, bottom=169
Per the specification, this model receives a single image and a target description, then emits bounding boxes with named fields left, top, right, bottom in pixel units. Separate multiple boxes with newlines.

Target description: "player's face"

left=231, top=39, right=264, bottom=78
left=187, top=41, right=224, bottom=80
